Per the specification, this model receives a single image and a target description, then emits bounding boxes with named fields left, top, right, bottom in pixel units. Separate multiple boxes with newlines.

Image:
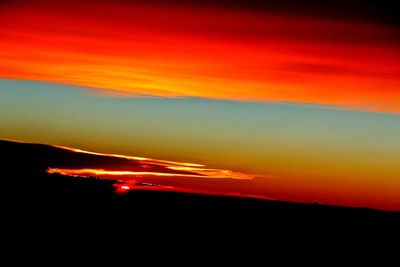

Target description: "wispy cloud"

left=47, top=145, right=256, bottom=180
left=46, top=143, right=257, bottom=196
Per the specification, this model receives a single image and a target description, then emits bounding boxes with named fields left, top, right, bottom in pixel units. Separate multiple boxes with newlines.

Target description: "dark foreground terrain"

left=2, top=139, right=399, bottom=233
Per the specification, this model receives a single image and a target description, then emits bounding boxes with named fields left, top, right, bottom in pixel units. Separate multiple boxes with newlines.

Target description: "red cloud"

left=0, top=0, right=399, bottom=112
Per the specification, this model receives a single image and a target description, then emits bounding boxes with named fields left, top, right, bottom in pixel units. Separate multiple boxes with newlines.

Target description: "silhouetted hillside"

left=2, top=139, right=399, bottom=230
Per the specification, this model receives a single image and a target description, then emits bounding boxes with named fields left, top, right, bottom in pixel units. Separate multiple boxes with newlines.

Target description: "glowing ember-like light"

left=113, top=180, right=178, bottom=194
left=114, top=183, right=134, bottom=194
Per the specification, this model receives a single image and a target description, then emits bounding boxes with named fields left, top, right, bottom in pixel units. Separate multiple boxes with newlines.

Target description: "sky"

left=0, top=0, right=399, bottom=210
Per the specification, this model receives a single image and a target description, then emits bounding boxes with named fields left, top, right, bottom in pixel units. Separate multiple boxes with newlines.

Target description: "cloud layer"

left=48, top=144, right=255, bottom=180
left=0, top=0, right=399, bottom=112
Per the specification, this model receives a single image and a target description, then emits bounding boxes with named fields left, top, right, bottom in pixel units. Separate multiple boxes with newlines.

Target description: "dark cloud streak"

left=5, top=0, right=399, bottom=26
left=142, top=0, right=400, bottom=27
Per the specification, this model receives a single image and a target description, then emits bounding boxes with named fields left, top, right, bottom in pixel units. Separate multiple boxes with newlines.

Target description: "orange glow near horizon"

left=0, top=1, right=399, bottom=112
left=20, top=141, right=394, bottom=211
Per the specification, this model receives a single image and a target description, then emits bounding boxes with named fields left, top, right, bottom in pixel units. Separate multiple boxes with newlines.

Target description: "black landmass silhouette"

left=1, top=139, right=399, bottom=233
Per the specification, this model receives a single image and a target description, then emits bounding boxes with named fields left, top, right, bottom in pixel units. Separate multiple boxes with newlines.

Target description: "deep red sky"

left=0, top=0, right=399, bottom=112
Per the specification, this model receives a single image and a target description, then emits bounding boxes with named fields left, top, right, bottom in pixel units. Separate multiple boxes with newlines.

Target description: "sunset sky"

left=0, top=0, right=399, bottom=211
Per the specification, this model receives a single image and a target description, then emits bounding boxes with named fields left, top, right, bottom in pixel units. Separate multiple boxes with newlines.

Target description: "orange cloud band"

left=0, top=1, right=399, bottom=112
left=47, top=144, right=255, bottom=180
left=47, top=167, right=254, bottom=180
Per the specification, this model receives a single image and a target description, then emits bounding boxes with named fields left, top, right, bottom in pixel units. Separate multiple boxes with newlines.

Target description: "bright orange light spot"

left=114, top=183, right=134, bottom=194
